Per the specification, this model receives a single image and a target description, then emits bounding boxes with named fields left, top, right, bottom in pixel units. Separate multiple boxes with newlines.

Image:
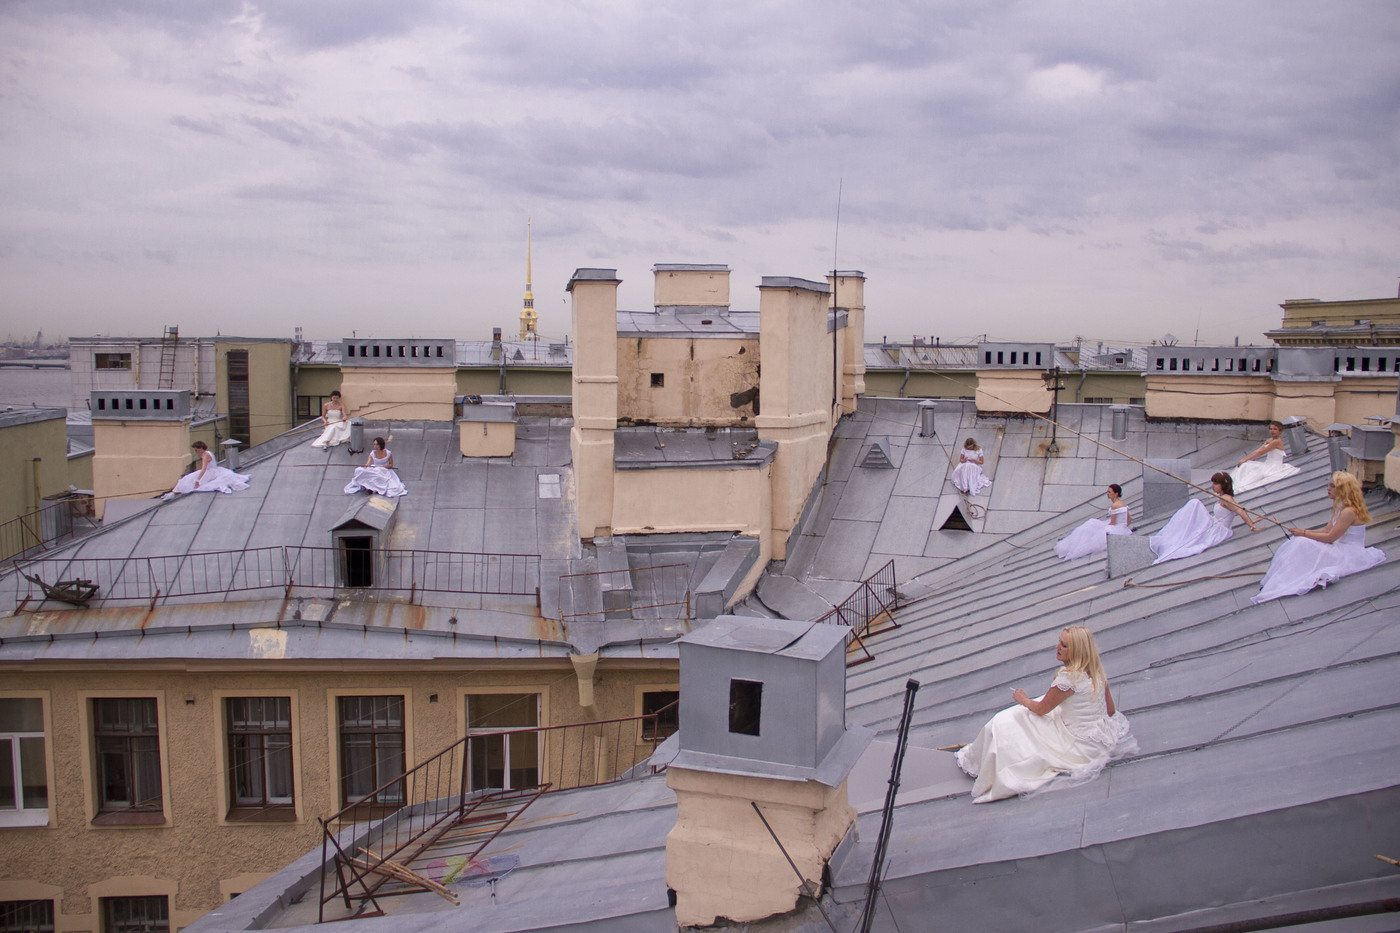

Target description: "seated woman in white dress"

left=951, top=437, right=992, bottom=495
left=311, top=391, right=351, bottom=449
left=1252, top=472, right=1385, bottom=604
left=1230, top=421, right=1299, bottom=493
left=1054, top=484, right=1131, bottom=560
left=956, top=625, right=1136, bottom=803
left=170, top=441, right=251, bottom=496
left=1150, top=471, right=1258, bottom=564
left=344, top=436, right=407, bottom=498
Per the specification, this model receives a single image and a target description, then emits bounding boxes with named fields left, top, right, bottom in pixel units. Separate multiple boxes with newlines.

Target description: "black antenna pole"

left=854, top=678, right=920, bottom=933
left=832, top=178, right=843, bottom=412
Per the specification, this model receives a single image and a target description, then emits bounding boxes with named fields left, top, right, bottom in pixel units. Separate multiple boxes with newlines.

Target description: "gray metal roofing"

left=200, top=397, right=1400, bottom=932
left=0, top=417, right=583, bottom=657
left=616, top=307, right=760, bottom=336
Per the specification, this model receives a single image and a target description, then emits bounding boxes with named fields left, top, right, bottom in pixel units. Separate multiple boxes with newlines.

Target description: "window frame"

left=457, top=685, right=550, bottom=794
left=93, top=353, right=132, bottom=371
left=327, top=690, right=413, bottom=812
left=100, top=894, right=168, bottom=933
left=0, top=898, right=54, bottom=933
left=214, top=691, right=302, bottom=825
left=634, top=685, right=680, bottom=745
left=78, top=691, right=170, bottom=828
left=0, top=692, right=51, bottom=829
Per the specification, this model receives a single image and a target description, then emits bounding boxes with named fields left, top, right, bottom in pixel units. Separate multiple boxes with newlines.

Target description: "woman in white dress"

left=170, top=441, right=251, bottom=496
left=1230, top=421, right=1299, bottom=493
left=344, top=437, right=407, bottom=497
left=956, top=625, right=1136, bottom=803
left=951, top=437, right=992, bottom=495
left=311, top=391, right=351, bottom=449
left=1252, top=472, right=1385, bottom=604
left=1150, top=471, right=1258, bottom=564
left=1054, top=484, right=1131, bottom=560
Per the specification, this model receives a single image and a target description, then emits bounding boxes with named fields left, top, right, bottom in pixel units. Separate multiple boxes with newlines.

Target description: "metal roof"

left=188, top=397, right=1400, bottom=932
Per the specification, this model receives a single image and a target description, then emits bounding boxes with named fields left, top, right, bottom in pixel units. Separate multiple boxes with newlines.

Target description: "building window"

left=641, top=691, right=679, bottom=742
left=0, top=698, right=47, bottom=826
left=226, top=697, right=293, bottom=820
left=101, top=895, right=167, bottom=933
left=94, top=353, right=131, bottom=371
left=0, top=899, right=54, bottom=933
left=93, top=698, right=162, bottom=819
left=466, top=694, right=539, bottom=791
left=338, top=696, right=404, bottom=808
left=650, top=372, right=665, bottom=388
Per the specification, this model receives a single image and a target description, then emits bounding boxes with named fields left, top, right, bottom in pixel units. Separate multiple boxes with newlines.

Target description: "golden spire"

left=520, top=217, right=538, bottom=339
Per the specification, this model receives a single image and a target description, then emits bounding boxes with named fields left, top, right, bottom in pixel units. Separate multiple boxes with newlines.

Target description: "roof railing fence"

left=10, top=545, right=540, bottom=610
left=318, top=702, right=677, bottom=921
left=0, top=497, right=98, bottom=566
left=816, top=558, right=899, bottom=665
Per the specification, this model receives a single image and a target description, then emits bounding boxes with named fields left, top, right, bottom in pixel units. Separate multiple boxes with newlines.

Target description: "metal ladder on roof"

left=157, top=325, right=179, bottom=389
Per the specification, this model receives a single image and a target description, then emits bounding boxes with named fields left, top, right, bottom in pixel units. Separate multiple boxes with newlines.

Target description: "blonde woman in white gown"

left=344, top=437, right=407, bottom=497
left=311, top=391, right=351, bottom=449
left=170, top=441, right=250, bottom=496
left=1150, top=471, right=1258, bottom=564
left=951, top=437, right=992, bottom=495
left=957, top=625, right=1136, bottom=803
left=1054, top=485, right=1131, bottom=560
left=1253, top=472, right=1384, bottom=604
left=1230, top=421, right=1298, bottom=493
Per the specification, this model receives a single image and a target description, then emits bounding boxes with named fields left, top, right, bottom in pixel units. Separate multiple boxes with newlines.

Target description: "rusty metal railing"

left=11, top=545, right=540, bottom=610
left=816, top=559, right=899, bottom=664
left=318, top=702, right=677, bottom=921
left=0, top=497, right=97, bottom=565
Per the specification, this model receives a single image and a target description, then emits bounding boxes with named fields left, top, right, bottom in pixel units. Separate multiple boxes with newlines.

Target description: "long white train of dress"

left=1230, top=447, right=1299, bottom=493
left=955, top=669, right=1136, bottom=803
left=311, top=410, right=351, bottom=449
left=1054, top=506, right=1131, bottom=560
left=172, top=463, right=251, bottom=495
left=1150, top=499, right=1233, bottom=564
left=1251, top=524, right=1385, bottom=604
left=344, top=452, right=407, bottom=498
left=951, top=453, right=991, bottom=495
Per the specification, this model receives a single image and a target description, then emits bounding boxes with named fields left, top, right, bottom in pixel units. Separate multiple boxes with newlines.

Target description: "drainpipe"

left=32, top=458, right=42, bottom=513
left=571, top=651, right=600, bottom=716
left=899, top=368, right=910, bottom=397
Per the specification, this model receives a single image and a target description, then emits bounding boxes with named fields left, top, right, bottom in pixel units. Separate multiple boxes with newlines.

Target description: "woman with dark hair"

left=1230, top=420, right=1298, bottom=493
left=956, top=626, right=1136, bottom=803
left=169, top=441, right=251, bottom=496
left=951, top=437, right=992, bottom=495
left=311, top=390, right=350, bottom=449
left=1054, top=484, right=1131, bottom=560
left=344, top=436, right=407, bottom=497
left=1149, top=471, right=1257, bottom=563
left=1252, top=472, right=1384, bottom=603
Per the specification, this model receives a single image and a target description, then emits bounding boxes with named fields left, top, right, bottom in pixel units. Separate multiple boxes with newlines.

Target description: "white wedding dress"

left=344, top=449, right=407, bottom=498
left=1252, top=523, right=1385, bottom=604
left=172, top=453, right=250, bottom=495
left=1150, top=499, right=1234, bottom=563
left=951, top=450, right=991, bottom=495
left=311, top=409, right=351, bottom=449
left=1055, top=506, right=1131, bottom=560
left=956, top=669, right=1136, bottom=803
left=1230, top=447, right=1298, bottom=493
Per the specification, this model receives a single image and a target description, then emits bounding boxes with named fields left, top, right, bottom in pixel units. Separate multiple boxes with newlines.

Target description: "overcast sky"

left=2, top=1, right=1397, bottom=347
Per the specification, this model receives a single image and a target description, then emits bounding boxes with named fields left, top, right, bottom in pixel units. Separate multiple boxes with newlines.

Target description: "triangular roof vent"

left=940, top=506, right=973, bottom=531
left=859, top=440, right=894, bottom=469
